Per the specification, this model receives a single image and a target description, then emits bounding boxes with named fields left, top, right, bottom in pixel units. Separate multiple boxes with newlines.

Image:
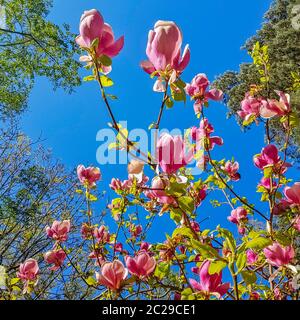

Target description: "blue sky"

left=21, top=0, right=290, bottom=241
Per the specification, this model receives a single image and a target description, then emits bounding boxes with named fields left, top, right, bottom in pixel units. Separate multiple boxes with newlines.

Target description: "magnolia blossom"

left=238, top=91, right=290, bottom=121
left=76, top=9, right=124, bottom=58
left=17, top=259, right=39, bottom=281
left=193, top=118, right=223, bottom=151
left=125, top=252, right=156, bottom=279
left=77, top=165, right=101, bottom=187
left=145, top=176, right=176, bottom=205
left=157, top=133, right=192, bottom=174
left=221, top=161, right=240, bottom=181
left=129, top=224, right=142, bottom=238
left=44, top=250, right=66, bottom=271
left=263, top=242, right=295, bottom=267
left=246, top=249, right=259, bottom=265
left=190, top=221, right=200, bottom=233
left=140, top=20, right=190, bottom=91
left=253, top=144, right=290, bottom=173
left=259, top=91, right=291, bottom=119
left=238, top=93, right=264, bottom=121
left=228, top=207, right=248, bottom=224
left=186, top=74, right=223, bottom=115
left=96, top=260, right=128, bottom=291
left=189, top=260, right=230, bottom=298
left=139, top=242, right=152, bottom=253
left=258, top=177, right=278, bottom=190
left=45, top=220, right=70, bottom=242
left=94, top=225, right=110, bottom=244
left=284, top=182, right=300, bottom=206
left=81, top=223, right=93, bottom=239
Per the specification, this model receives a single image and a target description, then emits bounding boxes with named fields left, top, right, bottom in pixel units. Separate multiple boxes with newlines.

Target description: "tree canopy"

left=0, top=0, right=81, bottom=118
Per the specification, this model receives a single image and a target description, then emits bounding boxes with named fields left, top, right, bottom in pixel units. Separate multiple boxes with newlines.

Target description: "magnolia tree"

left=7, top=9, right=300, bottom=300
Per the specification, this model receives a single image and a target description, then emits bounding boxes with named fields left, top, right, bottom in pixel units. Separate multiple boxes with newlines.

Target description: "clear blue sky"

left=21, top=0, right=295, bottom=242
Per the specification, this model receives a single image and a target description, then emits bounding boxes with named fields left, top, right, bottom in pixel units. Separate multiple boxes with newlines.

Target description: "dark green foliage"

left=0, top=0, right=81, bottom=118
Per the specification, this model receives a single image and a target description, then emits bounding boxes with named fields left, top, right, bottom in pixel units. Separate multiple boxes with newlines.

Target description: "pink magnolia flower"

left=146, top=176, right=176, bottom=205
left=140, top=20, right=190, bottom=77
left=94, top=225, right=110, bottom=244
left=45, top=220, right=71, bottom=242
left=186, top=74, right=223, bottom=115
left=284, top=182, right=300, bottom=206
left=140, top=242, right=152, bottom=252
left=238, top=93, right=263, bottom=121
left=76, top=9, right=124, bottom=58
left=191, top=221, right=200, bottom=233
left=238, top=91, right=290, bottom=122
left=96, top=260, right=128, bottom=291
left=44, top=249, right=66, bottom=271
left=227, top=207, right=248, bottom=224
left=189, top=260, right=230, bottom=298
left=263, top=242, right=295, bottom=267
left=193, top=118, right=223, bottom=151
left=254, top=144, right=280, bottom=169
left=129, top=224, right=142, bottom=238
left=125, top=252, right=156, bottom=279
left=250, top=291, right=260, bottom=300
left=17, top=259, right=39, bottom=281
left=258, top=177, right=278, bottom=190
left=246, top=249, right=259, bottom=265
left=77, top=165, right=101, bottom=187
left=221, top=161, right=240, bottom=181
left=274, top=288, right=285, bottom=300
left=81, top=223, right=93, bottom=239
left=253, top=144, right=290, bottom=173
left=259, top=91, right=291, bottom=119
left=157, top=133, right=193, bottom=174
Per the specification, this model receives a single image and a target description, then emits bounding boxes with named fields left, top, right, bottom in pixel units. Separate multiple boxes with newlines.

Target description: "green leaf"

left=246, top=236, right=272, bottom=250
left=178, top=196, right=195, bottom=215
left=208, top=260, right=227, bottom=274
left=236, top=253, right=247, bottom=274
left=100, top=75, right=114, bottom=87
left=172, top=226, right=193, bottom=239
left=165, top=97, right=174, bottom=109
left=99, top=55, right=112, bottom=67
left=241, top=270, right=257, bottom=285
left=83, top=75, right=95, bottom=82
left=190, top=239, right=220, bottom=259
left=85, top=276, right=97, bottom=286
left=218, top=227, right=236, bottom=253
left=10, top=278, right=20, bottom=285
left=181, top=288, right=195, bottom=300
left=170, top=208, right=182, bottom=224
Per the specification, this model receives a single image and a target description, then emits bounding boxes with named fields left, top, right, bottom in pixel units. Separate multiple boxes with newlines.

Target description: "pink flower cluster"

left=186, top=74, right=223, bottom=116
left=238, top=91, right=290, bottom=122
left=227, top=207, right=248, bottom=235
left=96, top=252, right=156, bottom=291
